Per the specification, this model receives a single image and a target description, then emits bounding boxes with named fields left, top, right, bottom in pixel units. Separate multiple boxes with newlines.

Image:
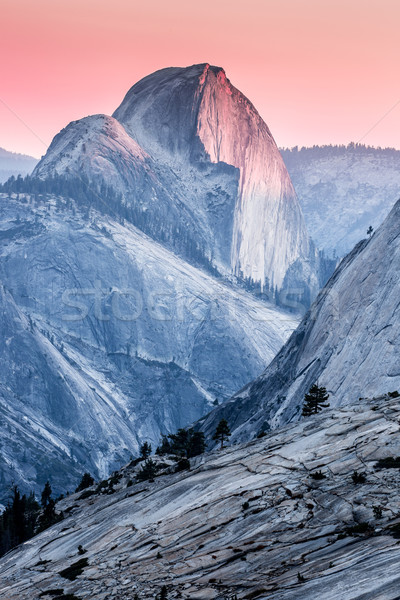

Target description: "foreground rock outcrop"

left=2, top=394, right=400, bottom=599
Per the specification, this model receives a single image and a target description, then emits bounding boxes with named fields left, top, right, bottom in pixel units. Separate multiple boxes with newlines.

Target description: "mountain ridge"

left=281, top=144, right=400, bottom=256
left=0, top=190, right=298, bottom=498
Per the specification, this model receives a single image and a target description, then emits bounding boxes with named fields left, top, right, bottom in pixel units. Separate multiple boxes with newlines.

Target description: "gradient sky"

left=1, top=0, right=399, bottom=158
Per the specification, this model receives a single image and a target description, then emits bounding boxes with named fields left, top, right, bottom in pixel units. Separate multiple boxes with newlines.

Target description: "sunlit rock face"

left=113, top=63, right=318, bottom=293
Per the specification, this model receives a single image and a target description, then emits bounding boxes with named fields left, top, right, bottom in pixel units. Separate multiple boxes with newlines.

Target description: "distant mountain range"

left=281, top=144, right=400, bottom=257
left=0, top=147, right=38, bottom=183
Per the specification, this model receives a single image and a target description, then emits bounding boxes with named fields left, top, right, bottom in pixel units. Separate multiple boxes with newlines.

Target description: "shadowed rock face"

left=2, top=394, right=400, bottom=600
left=200, top=199, right=400, bottom=443
left=0, top=193, right=297, bottom=498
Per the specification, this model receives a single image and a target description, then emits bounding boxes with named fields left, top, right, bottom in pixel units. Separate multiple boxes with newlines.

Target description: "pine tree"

left=140, top=442, right=152, bottom=460
left=37, top=481, right=62, bottom=532
left=213, top=419, right=231, bottom=449
left=302, top=384, right=330, bottom=416
left=158, top=585, right=168, bottom=600
left=137, top=458, right=158, bottom=482
left=156, top=435, right=172, bottom=456
left=41, top=481, right=52, bottom=508
left=75, top=472, right=94, bottom=493
left=167, top=429, right=190, bottom=456
left=187, top=431, right=206, bottom=458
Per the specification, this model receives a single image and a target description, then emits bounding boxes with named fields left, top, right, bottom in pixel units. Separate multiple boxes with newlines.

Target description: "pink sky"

left=1, top=0, right=399, bottom=158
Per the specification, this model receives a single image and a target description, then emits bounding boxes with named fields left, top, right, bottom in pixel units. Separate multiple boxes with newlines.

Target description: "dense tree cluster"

left=0, top=174, right=219, bottom=277
left=0, top=481, right=62, bottom=557
left=0, top=487, right=39, bottom=557
left=156, top=428, right=206, bottom=458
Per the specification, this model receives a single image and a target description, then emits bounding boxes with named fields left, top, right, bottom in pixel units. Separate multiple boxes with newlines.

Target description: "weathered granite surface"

left=1, top=394, right=400, bottom=599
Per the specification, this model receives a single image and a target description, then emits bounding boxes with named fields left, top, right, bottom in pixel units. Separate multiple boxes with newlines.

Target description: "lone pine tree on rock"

left=213, top=418, right=231, bottom=449
left=160, top=585, right=168, bottom=600
left=302, top=384, right=330, bottom=416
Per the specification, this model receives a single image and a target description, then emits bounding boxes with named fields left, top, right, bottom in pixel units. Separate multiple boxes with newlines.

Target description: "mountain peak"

left=34, top=64, right=321, bottom=295
left=198, top=62, right=228, bottom=83
left=113, top=63, right=317, bottom=290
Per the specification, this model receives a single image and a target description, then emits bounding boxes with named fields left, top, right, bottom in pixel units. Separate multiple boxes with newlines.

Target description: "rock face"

left=0, top=284, right=85, bottom=497
left=2, top=394, right=400, bottom=600
left=114, top=64, right=315, bottom=291
left=34, top=115, right=150, bottom=189
left=0, top=192, right=297, bottom=497
left=281, top=144, right=400, bottom=256
left=200, top=198, right=400, bottom=442
left=34, top=63, right=321, bottom=297
left=33, top=112, right=239, bottom=273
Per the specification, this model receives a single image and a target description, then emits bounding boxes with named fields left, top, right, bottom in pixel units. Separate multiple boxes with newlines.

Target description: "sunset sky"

left=1, top=0, right=399, bottom=158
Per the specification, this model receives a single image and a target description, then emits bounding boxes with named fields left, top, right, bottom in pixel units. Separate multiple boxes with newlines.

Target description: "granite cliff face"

left=281, top=145, right=400, bottom=256
left=200, top=198, right=400, bottom=442
left=114, top=64, right=316, bottom=291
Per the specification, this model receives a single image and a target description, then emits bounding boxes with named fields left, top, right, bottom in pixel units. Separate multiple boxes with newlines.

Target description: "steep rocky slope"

left=0, top=192, right=297, bottom=497
left=2, top=394, right=400, bottom=599
left=281, top=145, right=400, bottom=256
left=200, top=198, right=400, bottom=442
left=32, top=113, right=239, bottom=274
